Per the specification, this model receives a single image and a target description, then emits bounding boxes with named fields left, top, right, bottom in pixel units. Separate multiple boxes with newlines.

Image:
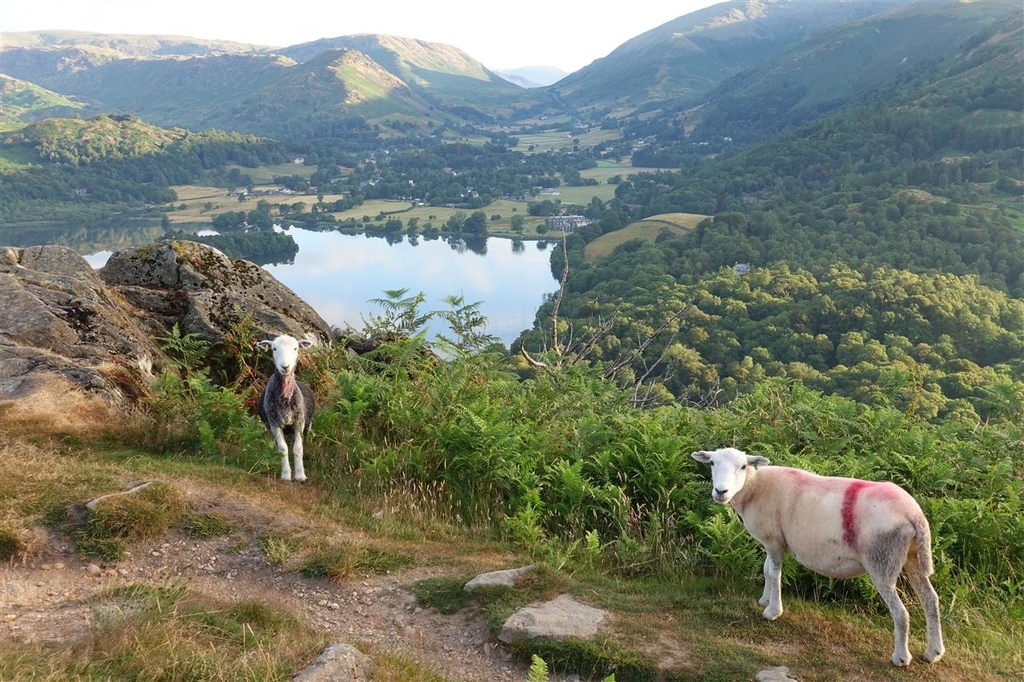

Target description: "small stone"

left=757, top=667, right=799, bottom=682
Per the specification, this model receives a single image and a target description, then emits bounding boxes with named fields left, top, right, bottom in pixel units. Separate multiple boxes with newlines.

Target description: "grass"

left=76, top=481, right=189, bottom=561
left=0, top=521, right=24, bottom=560
left=299, top=541, right=415, bottom=581
left=0, top=583, right=327, bottom=681
left=2, top=389, right=1022, bottom=681
left=164, top=185, right=563, bottom=238
left=513, top=128, right=622, bottom=155
left=584, top=213, right=706, bottom=262
left=182, top=512, right=237, bottom=538
left=163, top=154, right=673, bottom=234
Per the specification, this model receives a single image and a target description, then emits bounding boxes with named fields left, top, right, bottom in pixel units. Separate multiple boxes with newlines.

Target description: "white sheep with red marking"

left=257, top=334, right=316, bottom=482
left=691, top=447, right=944, bottom=667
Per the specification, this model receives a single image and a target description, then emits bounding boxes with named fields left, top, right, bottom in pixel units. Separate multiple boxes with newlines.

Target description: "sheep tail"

left=912, top=514, right=935, bottom=577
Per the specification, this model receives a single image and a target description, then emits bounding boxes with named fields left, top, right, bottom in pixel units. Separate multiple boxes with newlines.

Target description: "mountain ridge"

left=0, top=0, right=936, bottom=138
left=1, top=1, right=1019, bottom=152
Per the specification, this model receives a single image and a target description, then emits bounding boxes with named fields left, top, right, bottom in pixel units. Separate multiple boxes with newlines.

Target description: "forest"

left=508, top=96, right=1023, bottom=425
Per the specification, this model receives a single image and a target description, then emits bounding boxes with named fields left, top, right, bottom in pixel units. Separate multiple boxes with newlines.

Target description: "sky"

left=0, top=0, right=721, bottom=73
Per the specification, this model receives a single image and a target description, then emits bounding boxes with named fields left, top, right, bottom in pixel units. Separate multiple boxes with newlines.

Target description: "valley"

left=0, top=3, right=1021, bottom=678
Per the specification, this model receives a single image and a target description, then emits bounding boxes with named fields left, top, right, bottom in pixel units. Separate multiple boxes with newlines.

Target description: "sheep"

left=257, top=334, right=316, bottom=482
left=690, top=447, right=944, bottom=667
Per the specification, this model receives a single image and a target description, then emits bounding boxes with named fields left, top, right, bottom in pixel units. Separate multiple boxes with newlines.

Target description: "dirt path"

left=0, top=480, right=544, bottom=681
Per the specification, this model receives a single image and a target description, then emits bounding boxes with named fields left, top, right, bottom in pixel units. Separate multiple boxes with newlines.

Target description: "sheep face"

left=691, top=447, right=770, bottom=504
left=257, top=335, right=313, bottom=377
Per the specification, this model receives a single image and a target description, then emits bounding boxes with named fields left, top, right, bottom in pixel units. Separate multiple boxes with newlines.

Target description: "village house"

left=545, top=215, right=591, bottom=233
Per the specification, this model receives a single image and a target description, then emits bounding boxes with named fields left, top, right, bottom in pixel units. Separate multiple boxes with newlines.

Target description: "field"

left=166, top=187, right=553, bottom=237
left=585, top=212, right=707, bottom=262
left=512, top=128, right=621, bottom=155
left=167, top=157, right=681, bottom=234
left=329, top=198, right=549, bottom=236
left=224, top=162, right=320, bottom=184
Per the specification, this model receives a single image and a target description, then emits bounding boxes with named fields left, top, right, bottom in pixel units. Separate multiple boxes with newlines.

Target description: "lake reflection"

left=255, top=229, right=556, bottom=347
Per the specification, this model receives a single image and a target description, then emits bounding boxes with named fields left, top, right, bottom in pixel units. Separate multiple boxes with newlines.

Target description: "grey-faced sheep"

left=257, top=334, right=316, bottom=482
left=691, top=447, right=944, bottom=667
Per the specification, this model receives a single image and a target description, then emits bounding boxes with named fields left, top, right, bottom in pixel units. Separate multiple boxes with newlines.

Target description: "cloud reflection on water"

left=263, top=230, right=558, bottom=347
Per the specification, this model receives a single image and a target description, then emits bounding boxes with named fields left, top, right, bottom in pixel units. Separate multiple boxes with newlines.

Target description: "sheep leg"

left=271, top=426, right=292, bottom=481
left=292, top=430, right=307, bottom=483
left=868, top=568, right=912, bottom=666
left=905, top=554, right=945, bottom=663
left=759, top=549, right=784, bottom=620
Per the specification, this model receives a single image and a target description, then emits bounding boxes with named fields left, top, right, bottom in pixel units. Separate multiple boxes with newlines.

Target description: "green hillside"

left=551, top=0, right=916, bottom=118
left=685, top=0, right=1024, bottom=143
left=0, top=5, right=1022, bottom=679
left=584, top=214, right=705, bottom=262
left=0, top=74, right=85, bottom=130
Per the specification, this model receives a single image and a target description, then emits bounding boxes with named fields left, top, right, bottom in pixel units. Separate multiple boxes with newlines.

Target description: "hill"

left=494, top=65, right=567, bottom=88
left=681, top=0, right=1024, bottom=144
left=584, top=213, right=705, bottom=263
left=0, top=74, right=85, bottom=130
left=0, top=32, right=532, bottom=140
left=1, top=242, right=1021, bottom=681
left=0, top=29, right=269, bottom=55
left=2, top=2, right=1019, bottom=146
left=549, top=0, right=917, bottom=119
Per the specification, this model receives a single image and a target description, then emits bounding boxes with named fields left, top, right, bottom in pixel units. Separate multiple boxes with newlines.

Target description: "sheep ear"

left=748, top=455, right=771, bottom=469
left=691, top=451, right=712, bottom=464
left=256, top=340, right=272, bottom=350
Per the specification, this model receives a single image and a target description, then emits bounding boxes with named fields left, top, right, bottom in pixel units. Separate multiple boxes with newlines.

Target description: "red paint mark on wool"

left=841, top=480, right=870, bottom=548
left=281, top=374, right=295, bottom=400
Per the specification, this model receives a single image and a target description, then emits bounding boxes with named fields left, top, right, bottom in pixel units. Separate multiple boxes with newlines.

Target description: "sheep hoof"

left=762, top=608, right=782, bottom=621
left=923, top=647, right=944, bottom=663
left=295, top=476, right=307, bottom=483
left=891, top=652, right=912, bottom=667
left=280, top=473, right=293, bottom=482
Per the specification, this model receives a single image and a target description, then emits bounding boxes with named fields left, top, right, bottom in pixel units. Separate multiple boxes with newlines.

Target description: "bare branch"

left=603, top=304, right=690, bottom=380
left=549, top=234, right=571, bottom=354
left=572, top=314, right=617, bottom=366
left=519, top=345, right=548, bottom=369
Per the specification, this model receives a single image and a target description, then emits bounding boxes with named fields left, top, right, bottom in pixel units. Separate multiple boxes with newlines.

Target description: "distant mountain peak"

left=494, top=65, right=568, bottom=88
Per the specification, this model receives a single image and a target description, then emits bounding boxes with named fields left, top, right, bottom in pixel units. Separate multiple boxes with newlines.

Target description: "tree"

left=445, top=211, right=467, bottom=232
left=464, top=211, right=487, bottom=235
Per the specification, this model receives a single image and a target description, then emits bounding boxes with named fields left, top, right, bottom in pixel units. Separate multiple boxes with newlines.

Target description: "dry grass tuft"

left=3, top=583, right=329, bottom=680
left=0, top=375, right=118, bottom=441
left=77, top=481, right=189, bottom=561
left=0, top=523, right=49, bottom=563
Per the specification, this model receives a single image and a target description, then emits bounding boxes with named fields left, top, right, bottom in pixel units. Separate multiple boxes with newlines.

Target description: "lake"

left=83, top=227, right=559, bottom=347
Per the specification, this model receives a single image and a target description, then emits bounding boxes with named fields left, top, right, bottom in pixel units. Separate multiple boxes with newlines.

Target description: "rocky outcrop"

left=0, top=241, right=333, bottom=408
left=1, top=245, right=166, bottom=407
left=99, top=240, right=332, bottom=345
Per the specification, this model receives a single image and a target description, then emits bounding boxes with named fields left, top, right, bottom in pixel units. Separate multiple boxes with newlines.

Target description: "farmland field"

left=585, top=213, right=706, bottom=262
